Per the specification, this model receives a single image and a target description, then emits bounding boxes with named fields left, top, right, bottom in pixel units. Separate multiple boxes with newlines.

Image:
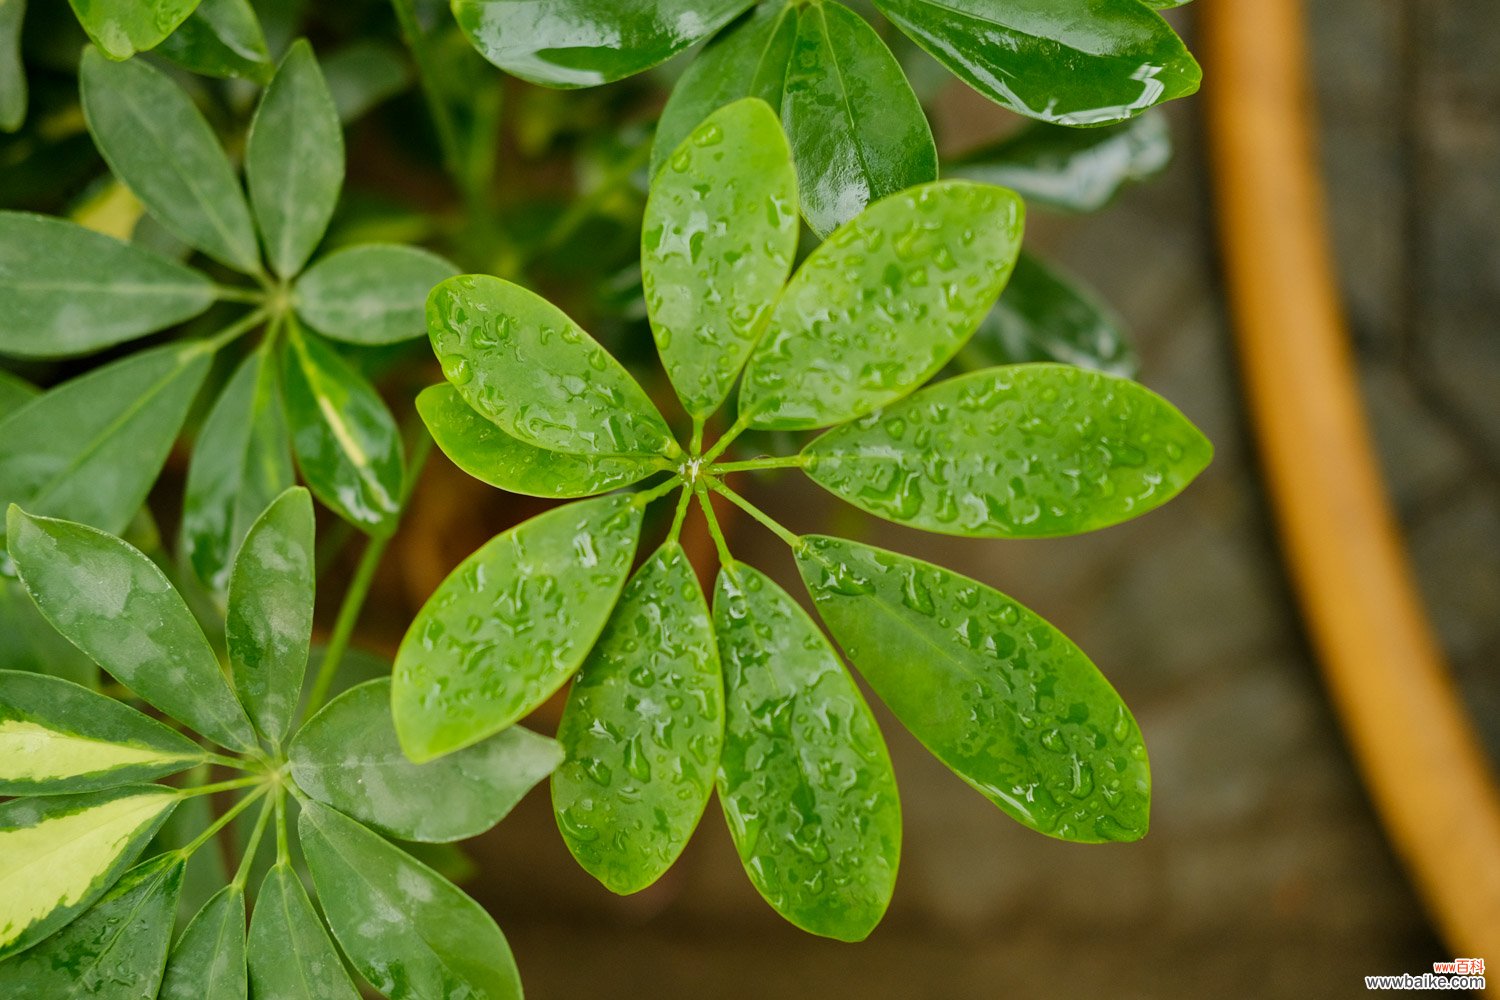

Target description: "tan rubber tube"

left=1201, top=0, right=1500, bottom=956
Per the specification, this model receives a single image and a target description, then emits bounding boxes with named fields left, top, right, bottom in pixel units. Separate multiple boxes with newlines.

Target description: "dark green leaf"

left=159, top=885, right=247, bottom=1000
left=803, top=364, right=1210, bottom=537
left=417, top=384, right=662, bottom=498
left=181, top=348, right=295, bottom=594
left=0, top=574, right=98, bottom=688
left=0, top=786, right=178, bottom=960
left=873, top=0, right=1200, bottom=126
left=0, top=368, right=35, bottom=415
left=0, top=212, right=214, bottom=359
left=553, top=542, right=722, bottom=894
left=6, top=508, right=258, bottom=752
left=322, top=40, right=412, bottom=122
left=300, top=799, right=523, bottom=1000
left=712, top=561, right=899, bottom=941
left=295, top=243, right=457, bottom=344
left=0, top=341, right=211, bottom=537
left=226, top=487, right=314, bottom=747
left=0, top=853, right=183, bottom=997
left=643, top=98, right=798, bottom=419
left=68, top=0, right=200, bottom=59
left=393, top=494, right=643, bottom=762
left=427, top=274, right=677, bottom=458
left=0, top=670, right=205, bottom=794
left=782, top=1, right=936, bottom=236
left=0, top=0, right=25, bottom=133
left=247, top=863, right=361, bottom=1000
left=292, top=678, right=561, bottom=842
left=451, top=0, right=754, bottom=88
left=80, top=47, right=261, bottom=274
left=798, top=536, right=1151, bottom=842
left=967, top=252, right=1138, bottom=376
left=949, top=113, right=1172, bottom=214
left=280, top=322, right=405, bottom=535
left=652, top=3, right=798, bottom=178
left=247, top=39, right=343, bottom=278
left=157, top=0, right=273, bottom=82
left=740, top=180, right=1023, bottom=429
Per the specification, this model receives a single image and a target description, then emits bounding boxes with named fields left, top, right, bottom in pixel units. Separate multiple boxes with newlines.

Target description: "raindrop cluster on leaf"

left=403, top=97, right=1212, bottom=940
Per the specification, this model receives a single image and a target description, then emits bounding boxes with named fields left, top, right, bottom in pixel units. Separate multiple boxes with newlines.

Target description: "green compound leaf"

left=6, top=508, right=258, bottom=753
left=427, top=274, right=677, bottom=458
left=741, top=180, right=1023, bottom=430
left=0, top=341, right=210, bottom=538
left=0, top=212, right=214, bottom=359
left=451, top=0, right=753, bottom=88
left=181, top=348, right=295, bottom=594
left=803, top=365, right=1210, bottom=537
left=247, top=863, right=361, bottom=1000
left=79, top=46, right=261, bottom=274
left=1, top=575, right=98, bottom=689
left=782, top=1, right=936, bottom=237
left=280, top=322, right=405, bottom=536
left=0, top=0, right=25, bottom=133
left=159, top=885, right=247, bottom=1000
left=0, top=852, right=183, bottom=996
left=0, top=368, right=36, bottom=415
left=418, top=385, right=661, bottom=499
left=226, top=487, right=314, bottom=747
left=323, top=41, right=412, bottom=122
left=68, top=0, right=200, bottom=59
left=712, top=562, right=900, bottom=942
left=0, top=785, right=178, bottom=960
left=246, top=39, right=344, bottom=278
left=300, top=799, right=523, bottom=1000
left=873, top=0, right=1200, bottom=126
left=292, top=678, right=561, bottom=842
left=0, top=670, right=205, bottom=794
left=157, top=0, right=272, bottom=82
left=553, top=542, right=723, bottom=895
left=393, top=494, right=643, bottom=762
left=643, top=98, right=798, bottom=419
left=797, top=536, right=1151, bottom=842
left=968, top=252, right=1138, bottom=377
left=295, top=244, right=458, bottom=345
left=652, top=3, right=798, bottom=182
left=950, top=113, right=1172, bottom=214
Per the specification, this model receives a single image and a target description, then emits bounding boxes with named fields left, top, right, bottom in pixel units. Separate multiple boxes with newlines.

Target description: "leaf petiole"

left=710, top=454, right=805, bottom=474
left=695, top=485, right=735, bottom=570
left=231, top=793, right=277, bottom=890
left=177, top=774, right=265, bottom=799
left=709, top=481, right=802, bottom=550
left=214, top=284, right=267, bottom=305
left=632, top=477, right=683, bottom=508
left=201, top=751, right=259, bottom=773
left=700, top=410, right=753, bottom=465
left=274, top=785, right=290, bottom=865
left=175, top=785, right=270, bottom=861
left=666, top=486, right=693, bottom=546
left=199, top=307, right=270, bottom=354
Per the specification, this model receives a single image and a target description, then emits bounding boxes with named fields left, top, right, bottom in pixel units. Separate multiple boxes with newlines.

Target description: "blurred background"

left=3, top=0, right=1497, bottom=996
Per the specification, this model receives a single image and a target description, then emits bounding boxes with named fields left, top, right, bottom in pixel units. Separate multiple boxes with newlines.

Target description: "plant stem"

left=231, top=794, right=276, bottom=890
left=301, top=430, right=434, bottom=719
left=214, top=284, right=266, bottom=305
left=274, top=787, right=290, bottom=866
left=176, top=786, right=268, bottom=860
left=200, top=307, right=270, bottom=354
left=666, top=486, right=693, bottom=546
left=695, top=485, right=735, bottom=570
left=710, top=481, right=802, bottom=550
left=701, top=411, right=753, bottom=464
left=710, top=454, right=805, bottom=474
left=389, top=0, right=466, bottom=189
left=534, top=139, right=652, bottom=258
left=178, top=774, right=264, bottom=799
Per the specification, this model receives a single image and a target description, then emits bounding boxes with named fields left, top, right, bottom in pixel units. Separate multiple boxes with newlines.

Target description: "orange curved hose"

left=1201, top=0, right=1500, bottom=955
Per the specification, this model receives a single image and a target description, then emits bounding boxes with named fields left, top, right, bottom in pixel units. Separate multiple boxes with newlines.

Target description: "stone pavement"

left=456, top=5, right=1497, bottom=996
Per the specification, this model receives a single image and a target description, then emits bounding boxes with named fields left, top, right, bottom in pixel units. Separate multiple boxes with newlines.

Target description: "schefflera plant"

left=0, top=488, right=559, bottom=1000
left=0, top=39, right=455, bottom=592
left=400, top=99, right=1212, bottom=940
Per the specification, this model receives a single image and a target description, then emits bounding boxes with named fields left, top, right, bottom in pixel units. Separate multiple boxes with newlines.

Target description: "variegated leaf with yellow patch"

left=0, top=671, right=207, bottom=795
